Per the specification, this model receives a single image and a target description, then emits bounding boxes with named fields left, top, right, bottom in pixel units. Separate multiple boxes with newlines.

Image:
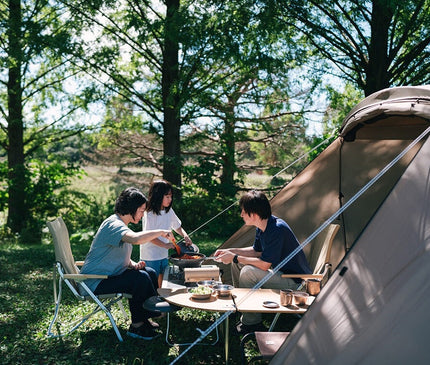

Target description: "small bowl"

left=292, top=291, right=309, bottom=306
left=188, top=286, right=213, bottom=300
left=197, top=280, right=218, bottom=288
left=213, top=284, right=234, bottom=297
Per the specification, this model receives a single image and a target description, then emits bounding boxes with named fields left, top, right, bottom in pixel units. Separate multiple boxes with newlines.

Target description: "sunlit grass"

left=0, top=165, right=300, bottom=364
left=0, top=236, right=300, bottom=364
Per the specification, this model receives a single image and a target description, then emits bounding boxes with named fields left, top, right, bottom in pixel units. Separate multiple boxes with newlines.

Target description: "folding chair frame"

left=47, top=217, right=131, bottom=342
left=47, top=261, right=131, bottom=342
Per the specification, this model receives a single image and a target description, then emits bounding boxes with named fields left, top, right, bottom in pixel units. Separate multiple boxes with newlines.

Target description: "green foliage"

left=17, top=160, right=83, bottom=244
left=306, top=133, right=337, bottom=163
left=178, top=159, right=243, bottom=240
left=274, top=0, right=430, bottom=95
left=306, top=83, right=363, bottom=162
left=322, top=84, right=363, bottom=130
left=0, top=153, right=114, bottom=244
left=0, top=238, right=301, bottom=364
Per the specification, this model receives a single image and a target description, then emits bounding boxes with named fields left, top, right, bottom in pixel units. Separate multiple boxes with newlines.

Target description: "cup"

left=306, top=278, right=321, bottom=296
left=280, top=289, right=293, bottom=306
left=293, top=291, right=309, bottom=306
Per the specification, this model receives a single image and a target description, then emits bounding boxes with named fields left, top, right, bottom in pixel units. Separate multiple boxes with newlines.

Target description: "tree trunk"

left=365, top=0, right=393, bottom=96
left=7, top=0, right=27, bottom=233
left=162, top=0, right=182, bottom=190
left=220, top=107, right=237, bottom=198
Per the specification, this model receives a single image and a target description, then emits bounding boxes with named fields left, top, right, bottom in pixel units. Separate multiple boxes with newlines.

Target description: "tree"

left=59, top=0, right=188, bottom=189
left=0, top=0, right=91, bottom=234
left=184, top=71, right=312, bottom=197
left=62, top=0, right=315, bottom=194
left=273, top=0, right=430, bottom=96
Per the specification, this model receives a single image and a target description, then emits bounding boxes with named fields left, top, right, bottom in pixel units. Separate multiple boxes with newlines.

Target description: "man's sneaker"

left=127, top=323, right=160, bottom=340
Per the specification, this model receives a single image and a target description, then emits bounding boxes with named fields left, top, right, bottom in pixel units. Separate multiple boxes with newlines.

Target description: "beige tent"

left=220, top=85, right=430, bottom=363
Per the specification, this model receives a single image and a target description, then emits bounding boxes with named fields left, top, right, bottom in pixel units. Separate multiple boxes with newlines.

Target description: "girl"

left=140, top=180, right=194, bottom=287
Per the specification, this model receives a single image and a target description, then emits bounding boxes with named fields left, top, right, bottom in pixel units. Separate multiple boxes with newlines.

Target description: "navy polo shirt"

left=253, top=215, right=311, bottom=277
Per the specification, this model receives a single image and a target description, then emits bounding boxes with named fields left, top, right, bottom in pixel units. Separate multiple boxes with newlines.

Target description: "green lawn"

left=0, top=232, right=300, bottom=364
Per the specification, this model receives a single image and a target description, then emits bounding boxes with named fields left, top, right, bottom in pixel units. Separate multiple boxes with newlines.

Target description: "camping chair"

left=281, top=222, right=340, bottom=286
left=240, top=223, right=340, bottom=364
left=266, top=222, right=340, bottom=330
left=240, top=331, right=290, bottom=365
left=46, top=217, right=131, bottom=342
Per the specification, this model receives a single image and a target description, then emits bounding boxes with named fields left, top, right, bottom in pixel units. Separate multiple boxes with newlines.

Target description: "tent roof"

left=340, top=85, right=430, bottom=138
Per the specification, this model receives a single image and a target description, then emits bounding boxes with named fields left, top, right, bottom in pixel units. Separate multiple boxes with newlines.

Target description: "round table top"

left=157, top=287, right=312, bottom=313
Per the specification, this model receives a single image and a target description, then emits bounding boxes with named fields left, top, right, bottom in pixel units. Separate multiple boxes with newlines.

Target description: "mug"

left=280, top=289, right=293, bottom=306
left=306, top=278, right=321, bottom=295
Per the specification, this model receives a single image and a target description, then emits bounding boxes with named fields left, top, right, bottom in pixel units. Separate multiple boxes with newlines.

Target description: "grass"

left=0, top=233, right=300, bottom=365
left=0, top=166, right=301, bottom=364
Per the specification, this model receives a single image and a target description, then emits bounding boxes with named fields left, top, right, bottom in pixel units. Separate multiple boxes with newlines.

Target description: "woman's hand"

left=129, top=260, right=146, bottom=270
left=184, top=235, right=193, bottom=246
left=160, top=230, right=173, bottom=240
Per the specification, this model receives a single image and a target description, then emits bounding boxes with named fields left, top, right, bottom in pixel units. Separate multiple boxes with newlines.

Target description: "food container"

left=292, top=291, right=309, bottom=306
left=306, top=278, right=321, bottom=295
left=197, top=280, right=219, bottom=288
left=188, top=286, right=213, bottom=300
left=213, top=284, right=234, bottom=297
left=184, top=266, right=220, bottom=282
left=280, top=289, right=293, bottom=306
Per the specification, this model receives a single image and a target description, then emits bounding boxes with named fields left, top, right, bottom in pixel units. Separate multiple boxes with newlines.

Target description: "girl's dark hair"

left=147, top=180, right=173, bottom=215
left=114, top=187, right=147, bottom=219
left=239, top=190, right=271, bottom=219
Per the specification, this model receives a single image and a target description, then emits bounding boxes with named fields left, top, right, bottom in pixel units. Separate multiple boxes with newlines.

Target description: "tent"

left=220, top=85, right=430, bottom=363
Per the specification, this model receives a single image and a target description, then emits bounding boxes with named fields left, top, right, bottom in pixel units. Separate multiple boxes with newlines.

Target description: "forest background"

left=2, top=1, right=430, bottom=364
left=1, top=0, right=430, bottom=244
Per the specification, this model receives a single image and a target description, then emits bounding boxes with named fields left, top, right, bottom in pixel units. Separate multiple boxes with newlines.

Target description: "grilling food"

left=179, top=254, right=201, bottom=260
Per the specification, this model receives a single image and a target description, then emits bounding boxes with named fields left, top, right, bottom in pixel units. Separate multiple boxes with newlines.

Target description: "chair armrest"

left=282, top=263, right=332, bottom=280
left=75, top=261, right=85, bottom=266
left=64, top=274, right=108, bottom=281
left=281, top=273, right=324, bottom=280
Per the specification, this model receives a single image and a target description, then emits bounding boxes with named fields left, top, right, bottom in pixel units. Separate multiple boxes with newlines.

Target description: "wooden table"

left=157, top=287, right=313, bottom=364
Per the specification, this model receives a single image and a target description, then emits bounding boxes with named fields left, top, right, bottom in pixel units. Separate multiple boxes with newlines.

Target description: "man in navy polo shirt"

left=214, top=190, right=311, bottom=334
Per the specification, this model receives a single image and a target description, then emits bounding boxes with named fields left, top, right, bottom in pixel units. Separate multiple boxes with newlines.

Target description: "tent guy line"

left=169, top=124, right=430, bottom=365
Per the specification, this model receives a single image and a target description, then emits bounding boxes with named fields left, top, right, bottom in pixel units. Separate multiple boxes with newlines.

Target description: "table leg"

left=269, top=312, right=281, bottom=331
left=225, top=315, right=229, bottom=364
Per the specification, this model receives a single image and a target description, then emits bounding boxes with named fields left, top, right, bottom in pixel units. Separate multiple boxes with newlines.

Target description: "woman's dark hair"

left=147, top=180, right=173, bottom=215
left=114, top=187, right=147, bottom=219
left=239, top=190, right=271, bottom=219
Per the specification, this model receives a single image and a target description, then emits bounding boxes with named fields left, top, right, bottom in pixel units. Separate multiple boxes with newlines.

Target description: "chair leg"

left=104, top=307, right=124, bottom=342
left=47, top=278, right=106, bottom=340
left=88, top=294, right=124, bottom=342
left=47, top=271, right=63, bottom=339
left=117, top=300, right=128, bottom=320
left=240, top=332, right=264, bottom=365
